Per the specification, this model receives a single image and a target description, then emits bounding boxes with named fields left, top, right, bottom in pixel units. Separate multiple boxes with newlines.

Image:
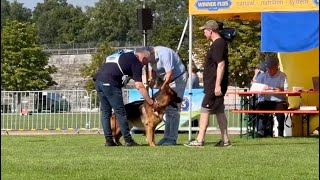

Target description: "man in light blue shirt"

left=256, top=57, right=288, bottom=137
left=147, top=46, right=188, bottom=145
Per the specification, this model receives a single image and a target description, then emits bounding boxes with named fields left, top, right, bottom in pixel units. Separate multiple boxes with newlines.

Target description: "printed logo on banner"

left=195, top=0, right=232, bottom=11
left=181, top=97, right=189, bottom=111
left=314, top=0, right=319, bottom=6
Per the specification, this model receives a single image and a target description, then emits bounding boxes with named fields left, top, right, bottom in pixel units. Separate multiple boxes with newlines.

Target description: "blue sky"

left=8, top=0, right=99, bottom=10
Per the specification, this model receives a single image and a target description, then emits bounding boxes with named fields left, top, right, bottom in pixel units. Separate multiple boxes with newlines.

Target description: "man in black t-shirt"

left=93, top=49, right=158, bottom=147
left=185, top=20, right=231, bottom=148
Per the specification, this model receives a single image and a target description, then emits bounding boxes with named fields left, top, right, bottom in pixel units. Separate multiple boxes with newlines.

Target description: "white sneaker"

left=184, top=140, right=204, bottom=147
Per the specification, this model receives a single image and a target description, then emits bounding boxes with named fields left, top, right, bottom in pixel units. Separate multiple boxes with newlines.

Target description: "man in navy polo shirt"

left=93, top=49, right=158, bottom=146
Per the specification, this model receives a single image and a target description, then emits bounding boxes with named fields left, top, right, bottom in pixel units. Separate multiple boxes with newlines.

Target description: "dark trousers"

left=256, top=101, right=288, bottom=136
left=95, top=81, right=132, bottom=143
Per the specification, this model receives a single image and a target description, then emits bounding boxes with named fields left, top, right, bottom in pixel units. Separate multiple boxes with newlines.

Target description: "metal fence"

left=41, top=42, right=144, bottom=55
left=1, top=88, right=248, bottom=133
left=1, top=90, right=90, bottom=131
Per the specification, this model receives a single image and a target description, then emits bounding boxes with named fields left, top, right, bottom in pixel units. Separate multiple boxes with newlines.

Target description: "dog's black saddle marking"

left=125, top=100, right=144, bottom=119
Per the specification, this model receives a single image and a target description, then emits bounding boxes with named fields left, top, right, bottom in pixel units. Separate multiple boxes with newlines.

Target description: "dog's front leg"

left=144, top=123, right=156, bottom=146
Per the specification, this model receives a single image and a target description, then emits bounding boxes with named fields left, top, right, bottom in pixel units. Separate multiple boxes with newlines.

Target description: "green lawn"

left=1, top=134, right=319, bottom=180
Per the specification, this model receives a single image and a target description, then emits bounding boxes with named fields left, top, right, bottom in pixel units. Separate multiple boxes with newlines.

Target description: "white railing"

left=1, top=88, right=248, bottom=132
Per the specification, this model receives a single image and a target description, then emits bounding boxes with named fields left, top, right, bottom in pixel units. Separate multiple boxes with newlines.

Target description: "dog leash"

left=171, top=71, right=186, bottom=82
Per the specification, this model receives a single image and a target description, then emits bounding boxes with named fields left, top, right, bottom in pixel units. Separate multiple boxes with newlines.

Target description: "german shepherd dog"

left=110, top=84, right=182, bottom=146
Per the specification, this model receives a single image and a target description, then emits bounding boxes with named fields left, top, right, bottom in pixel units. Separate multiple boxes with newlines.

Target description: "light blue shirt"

left=151, top=46, right=186, bottom=81
left=256, top=71, right=288, bottom=102
left=186, top=73, right=200, bottom=89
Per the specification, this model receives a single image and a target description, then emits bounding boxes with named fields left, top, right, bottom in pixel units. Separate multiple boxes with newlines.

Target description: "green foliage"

left=81, top=0, right=133, bottom=45
left=148, top=0, right=188, bottom=48
left=80, top=42, right=116, bottom=92
left=32, top=0, right=88, bottom=44
left=193, top=17, right=266, bottom=88
left=1, top=0, right=278, bottom=90
left=1, top=0, right=32, bottom=29
left=1, top=21, right=57, bottom=91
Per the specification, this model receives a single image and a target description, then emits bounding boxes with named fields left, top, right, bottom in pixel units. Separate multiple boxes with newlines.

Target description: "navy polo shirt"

left=93, top=52, right=143, bottom=88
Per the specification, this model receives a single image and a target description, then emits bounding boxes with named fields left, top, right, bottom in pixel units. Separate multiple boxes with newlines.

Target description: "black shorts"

left=201, top=94, right=225, bottom=114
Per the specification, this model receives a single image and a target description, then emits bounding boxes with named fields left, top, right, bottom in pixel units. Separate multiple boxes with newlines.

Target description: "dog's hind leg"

left=114, top=127, right=122, bottom=145
left=111, top=115, right=123, bottom=145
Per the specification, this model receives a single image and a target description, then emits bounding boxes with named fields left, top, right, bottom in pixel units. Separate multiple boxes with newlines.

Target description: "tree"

left=80, top=42, right=116, bottom=92
left=32, top=0, right=88, bottom=44
left=148, top=0, right=188, bottom=49
left=1, top=0, right=32, bottom=29
left=81, top=0, right=132, bottom=45
left=1, top=20, right=57, bottom=91
left=192, top=17, right=263, bottom=88
left=122, top=0, right=146, bottom=46
left=1, top=0, right=10, bottom=29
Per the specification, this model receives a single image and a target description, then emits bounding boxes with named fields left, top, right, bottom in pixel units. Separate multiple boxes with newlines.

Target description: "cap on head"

left=264, top=56, right=279, bottom=69
left=257, top=61, right=267, bottom=72
left=199, top=20, right=219, bottom=31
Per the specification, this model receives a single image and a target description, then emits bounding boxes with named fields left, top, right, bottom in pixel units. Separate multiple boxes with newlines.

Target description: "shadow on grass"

left=211, top=142, right=317, bottom=147
left=26, top=139, right=53, bottom=143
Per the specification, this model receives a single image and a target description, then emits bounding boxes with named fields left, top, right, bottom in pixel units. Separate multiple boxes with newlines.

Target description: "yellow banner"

left=189, top=0, right=319, bottom=16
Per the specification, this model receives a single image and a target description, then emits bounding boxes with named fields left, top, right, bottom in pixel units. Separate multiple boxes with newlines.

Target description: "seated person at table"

left=256, top=57, right=288, bottom=137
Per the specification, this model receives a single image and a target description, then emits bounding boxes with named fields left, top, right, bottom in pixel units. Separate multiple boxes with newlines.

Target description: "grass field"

left=1, top=134, right=319, bottom=180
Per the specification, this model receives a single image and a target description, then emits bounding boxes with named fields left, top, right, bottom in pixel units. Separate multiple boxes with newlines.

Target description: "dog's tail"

left=110, top=114, right=117, bottom=137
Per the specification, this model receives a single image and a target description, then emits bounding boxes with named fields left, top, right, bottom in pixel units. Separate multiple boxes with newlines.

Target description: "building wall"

left=48, top=54, right=92, bottom=90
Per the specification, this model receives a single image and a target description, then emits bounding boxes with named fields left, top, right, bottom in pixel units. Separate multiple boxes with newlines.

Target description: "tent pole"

left=188, top=15, right=193, bottom=141
left=176, top=17, right=189, bottom=52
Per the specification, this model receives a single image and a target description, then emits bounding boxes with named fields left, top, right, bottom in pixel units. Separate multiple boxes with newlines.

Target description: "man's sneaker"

left=160, top=140, right=177, bottom=146
left=184, top=140, right=204, bottom=147
left=124, top=140, right=140, bottom=147
left=214, top=140, right=232, bottom=147
left=278, top=131, right=284, bottom=137
left=105, top=141, right=118, bottom=147
left=257, top=130, right=265, bottom=137
left=157, top=138, right=167, bottom=145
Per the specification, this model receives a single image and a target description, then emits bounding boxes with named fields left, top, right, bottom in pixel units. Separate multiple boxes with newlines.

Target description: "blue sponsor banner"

left=128, top=89, right=204, bottom=112
left=194, top=0, right=232, bottom=11
left=128, top=89, right=204, bottom=129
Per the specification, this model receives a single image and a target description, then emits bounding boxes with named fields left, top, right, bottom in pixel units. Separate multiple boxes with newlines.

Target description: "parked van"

left=34, top=92, right=71, bottom=113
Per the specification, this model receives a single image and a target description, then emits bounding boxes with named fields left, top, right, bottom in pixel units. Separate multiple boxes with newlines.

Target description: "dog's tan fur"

left=110, top=84, right=182, bottom=146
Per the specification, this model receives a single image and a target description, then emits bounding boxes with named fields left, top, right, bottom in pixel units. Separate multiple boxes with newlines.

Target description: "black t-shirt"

left=203, top=38, right=229, bottom=95
left=93, top=52, right=143, bottom=88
